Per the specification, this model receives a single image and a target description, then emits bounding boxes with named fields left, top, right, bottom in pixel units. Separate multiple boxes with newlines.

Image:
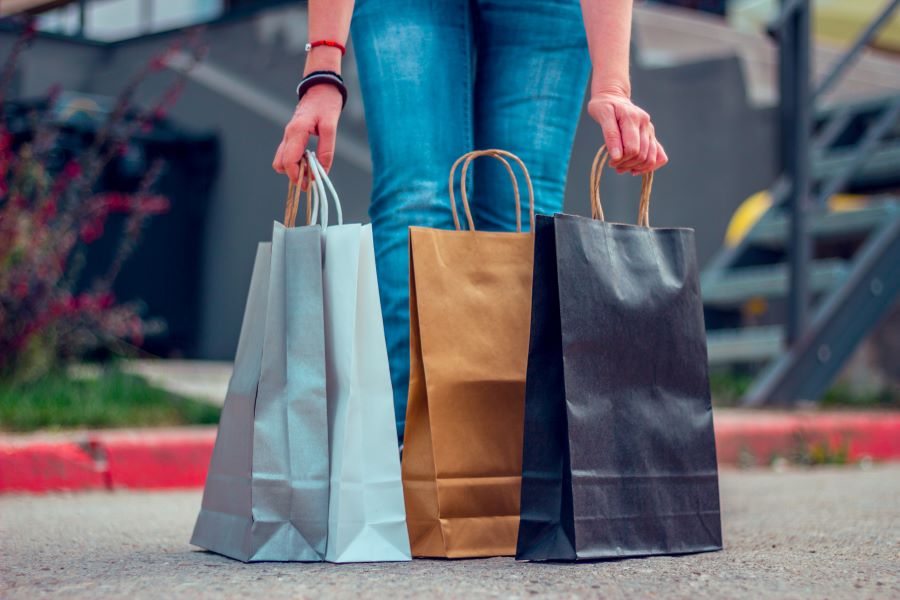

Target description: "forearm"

left=580, top=0, right=633, bottom=97
left=303, top=0, right=355, bottom=76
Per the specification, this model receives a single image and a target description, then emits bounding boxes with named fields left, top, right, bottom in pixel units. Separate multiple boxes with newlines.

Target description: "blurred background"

left=1, top=0, right=898, bottom=415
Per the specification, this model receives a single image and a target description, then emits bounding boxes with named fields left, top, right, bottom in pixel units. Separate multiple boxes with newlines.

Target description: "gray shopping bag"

left=516, top=147, right=722, bottom=561
left=191, top=158, right=330, bottom=562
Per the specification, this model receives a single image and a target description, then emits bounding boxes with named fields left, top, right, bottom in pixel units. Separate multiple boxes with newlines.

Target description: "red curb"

left=713, top=410, right=900, bottom=466
left=0, top=439, right=107, bottom=493
left=1, top=411, right=899, bottom=493
left=89, top=428, right=215, bottom=490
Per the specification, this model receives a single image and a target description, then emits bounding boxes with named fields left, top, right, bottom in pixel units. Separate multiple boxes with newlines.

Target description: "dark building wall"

left=1, top=5, right=777, bottom=359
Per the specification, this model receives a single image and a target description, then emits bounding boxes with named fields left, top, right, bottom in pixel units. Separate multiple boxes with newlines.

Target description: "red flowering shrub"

left=0, top=19, right=207, bottom=379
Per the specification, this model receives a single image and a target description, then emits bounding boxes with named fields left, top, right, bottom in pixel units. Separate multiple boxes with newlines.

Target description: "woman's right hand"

left=272, top=84, right=344, bottom=183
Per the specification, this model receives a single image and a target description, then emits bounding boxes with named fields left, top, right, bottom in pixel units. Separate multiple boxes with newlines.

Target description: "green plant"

left=0, top=367, right=220, bottom=432
left=821, top=383, right=900, bottom=408
left=788, top=432, right=850, bottom=466
left=709, top=369, right=755, bottom=406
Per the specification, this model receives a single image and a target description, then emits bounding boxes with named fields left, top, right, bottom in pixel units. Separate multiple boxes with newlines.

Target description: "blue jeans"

left=352, top=0, right=590, bottom=441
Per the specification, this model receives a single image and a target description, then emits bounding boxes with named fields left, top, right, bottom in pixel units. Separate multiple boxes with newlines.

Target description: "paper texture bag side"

left=251, top=223, right=329, bottom=562
left=191, top=242, right=272, bottom=562
left=324, top=224, right=362, bottom=561
left=353, top=225, right=411, bottom=561
left=516, top=215, right=577, bottom=561
left=401, top=231, right=446, bottom=556
left=328, top=224, right=412, bottom=562
left=324, top=224, right=411, bottom=562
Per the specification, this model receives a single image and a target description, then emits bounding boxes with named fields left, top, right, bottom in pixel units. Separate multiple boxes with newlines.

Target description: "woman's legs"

left=470, top=0, right=591, bottom=229
left=352, top=0, right=474, bottom=440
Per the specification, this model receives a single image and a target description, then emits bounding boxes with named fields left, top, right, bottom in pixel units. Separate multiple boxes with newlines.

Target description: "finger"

left=634, top=137, right=658, bottom=175
left=282, top=125, right=311, bottom=183
left=622, top=121, right=651, bottom=172
left=282, top=141, right=304, bottom=183
left=655, top=141, right=669, bottom=169
left=614, top=109, right=641, bottom=171
left=272, top=141, right=286, bottom=174
left=594, top=103, right=624, bottom=163
left=316, top=117, right=338, bottom=173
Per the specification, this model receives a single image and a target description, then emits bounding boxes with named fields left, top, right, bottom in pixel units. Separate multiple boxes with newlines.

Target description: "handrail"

left=813, top=0, right=900, bottom=101
left=769, top=0, right=900, bottom=103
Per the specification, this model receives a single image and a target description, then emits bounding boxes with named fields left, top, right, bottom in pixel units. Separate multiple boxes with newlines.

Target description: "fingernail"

left=611, top=148, right=622, bottom=160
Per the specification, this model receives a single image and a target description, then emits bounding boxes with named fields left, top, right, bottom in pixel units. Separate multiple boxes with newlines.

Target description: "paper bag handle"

left=283, top=151, right=344, bottom=228
left=306, top=151, right=344, bottom=227
left=285, top=157, right=318, bottom=228
left=448, top=149, right=535, bottom=232
left=590, top=145, right=654, bottom=227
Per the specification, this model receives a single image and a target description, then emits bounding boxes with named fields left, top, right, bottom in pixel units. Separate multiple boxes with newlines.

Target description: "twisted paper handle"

left=590, top=145, right=654, bottom=227
left=448, top=149, right=535, bottom=232
left=284, top=157, right=314, bottom=228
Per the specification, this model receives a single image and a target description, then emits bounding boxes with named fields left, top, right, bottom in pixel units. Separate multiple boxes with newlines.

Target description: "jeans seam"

left=462, top=2, right=473, bottom=156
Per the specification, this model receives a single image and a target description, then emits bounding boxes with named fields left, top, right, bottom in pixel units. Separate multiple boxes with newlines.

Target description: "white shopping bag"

left=307, top=154, right=412, bottom=563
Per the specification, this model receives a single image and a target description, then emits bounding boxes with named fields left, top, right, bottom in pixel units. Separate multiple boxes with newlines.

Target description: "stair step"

left=815, top=93, right=900, bottom=122
left=813, top=141, right=900, bottom=187
left=702, top=259, right=849, bottom=307
left=707, top=326, right=784, bottom=366
left=749, top=199, right=899, bottom=248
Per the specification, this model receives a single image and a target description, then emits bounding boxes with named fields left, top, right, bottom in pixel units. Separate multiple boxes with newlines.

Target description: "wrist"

left=591, top=80, right=632, bottom=100
left=304, top=47, right=342, bottom=77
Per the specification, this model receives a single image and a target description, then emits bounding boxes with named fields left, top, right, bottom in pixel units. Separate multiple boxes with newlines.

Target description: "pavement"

left=2, top=465, right=899, bottom=599
left=122, top=360, right=232, bottom=406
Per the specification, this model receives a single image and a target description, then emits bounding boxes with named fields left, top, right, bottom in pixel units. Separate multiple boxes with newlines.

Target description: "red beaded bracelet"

left=305, top=40, right=346, bottom=56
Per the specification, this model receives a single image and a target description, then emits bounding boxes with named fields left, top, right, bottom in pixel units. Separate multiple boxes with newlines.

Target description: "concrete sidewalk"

left=123, top=360, right=232, bottom=406
left=2, top=465, right=898, bottom=599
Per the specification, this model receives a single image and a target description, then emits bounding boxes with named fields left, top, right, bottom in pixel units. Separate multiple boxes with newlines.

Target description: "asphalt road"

left=2, top=466, right=898, bottom=599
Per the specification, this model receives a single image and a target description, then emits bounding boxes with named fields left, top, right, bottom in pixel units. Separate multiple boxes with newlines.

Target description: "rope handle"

left=590, top=145, right=654, bottom=227
left=448, top=149, right=535, bottom=232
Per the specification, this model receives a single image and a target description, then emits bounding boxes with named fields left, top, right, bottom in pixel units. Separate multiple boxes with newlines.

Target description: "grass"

left=710, top=369, right=899, bottom=408
left=0, top=367, right=221, bottom=432
left=709, top=370, right=755, bottom=407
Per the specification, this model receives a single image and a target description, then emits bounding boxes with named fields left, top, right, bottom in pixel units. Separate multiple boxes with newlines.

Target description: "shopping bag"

left=191, top=154, right=331, bottom=562
left=302, top=157, right=411, bottom=563
left=516, top=147, right=723, bottom=561
left=402, top=149, right=534, bottom=558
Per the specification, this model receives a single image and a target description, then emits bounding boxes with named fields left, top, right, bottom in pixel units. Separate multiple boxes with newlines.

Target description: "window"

left=37, top=0, right=225, bottom=41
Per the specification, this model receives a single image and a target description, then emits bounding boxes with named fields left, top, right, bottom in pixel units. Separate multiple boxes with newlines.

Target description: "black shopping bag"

left=516, top=147, right=723, bottom=561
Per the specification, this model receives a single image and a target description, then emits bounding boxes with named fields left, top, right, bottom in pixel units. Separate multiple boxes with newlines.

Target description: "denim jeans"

left=352, top=0, right=590, bottom=441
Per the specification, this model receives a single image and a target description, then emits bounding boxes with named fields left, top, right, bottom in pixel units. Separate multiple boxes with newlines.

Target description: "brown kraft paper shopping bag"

left=402, top=149, right=535, bottom=558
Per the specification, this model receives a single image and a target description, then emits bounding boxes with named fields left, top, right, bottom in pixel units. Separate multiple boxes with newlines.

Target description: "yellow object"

left=725, top=191, right=870, bottom=247
left=815, top=0, right=900, bottom=54
left=729, top=0, right=900, bottom=54
left=725, top=191, right=773, bottom=247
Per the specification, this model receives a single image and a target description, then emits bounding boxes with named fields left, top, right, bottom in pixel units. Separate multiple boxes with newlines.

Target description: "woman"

left=273, top=0, right=668, bottom=441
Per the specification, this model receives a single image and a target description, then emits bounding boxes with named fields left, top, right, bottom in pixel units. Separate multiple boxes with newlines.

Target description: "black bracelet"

left=296, top=70, right=348, bottom=108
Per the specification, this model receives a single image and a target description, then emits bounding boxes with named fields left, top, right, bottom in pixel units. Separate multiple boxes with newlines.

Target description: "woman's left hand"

left=587, top=90, right=668, bottom=175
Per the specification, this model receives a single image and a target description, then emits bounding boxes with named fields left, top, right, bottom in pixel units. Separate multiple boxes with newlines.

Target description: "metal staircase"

left=701, top=0, right=900, bottom=405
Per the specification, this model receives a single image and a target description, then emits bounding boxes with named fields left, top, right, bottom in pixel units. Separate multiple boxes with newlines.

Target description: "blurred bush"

left=0, top=18, right=206, bottom=381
